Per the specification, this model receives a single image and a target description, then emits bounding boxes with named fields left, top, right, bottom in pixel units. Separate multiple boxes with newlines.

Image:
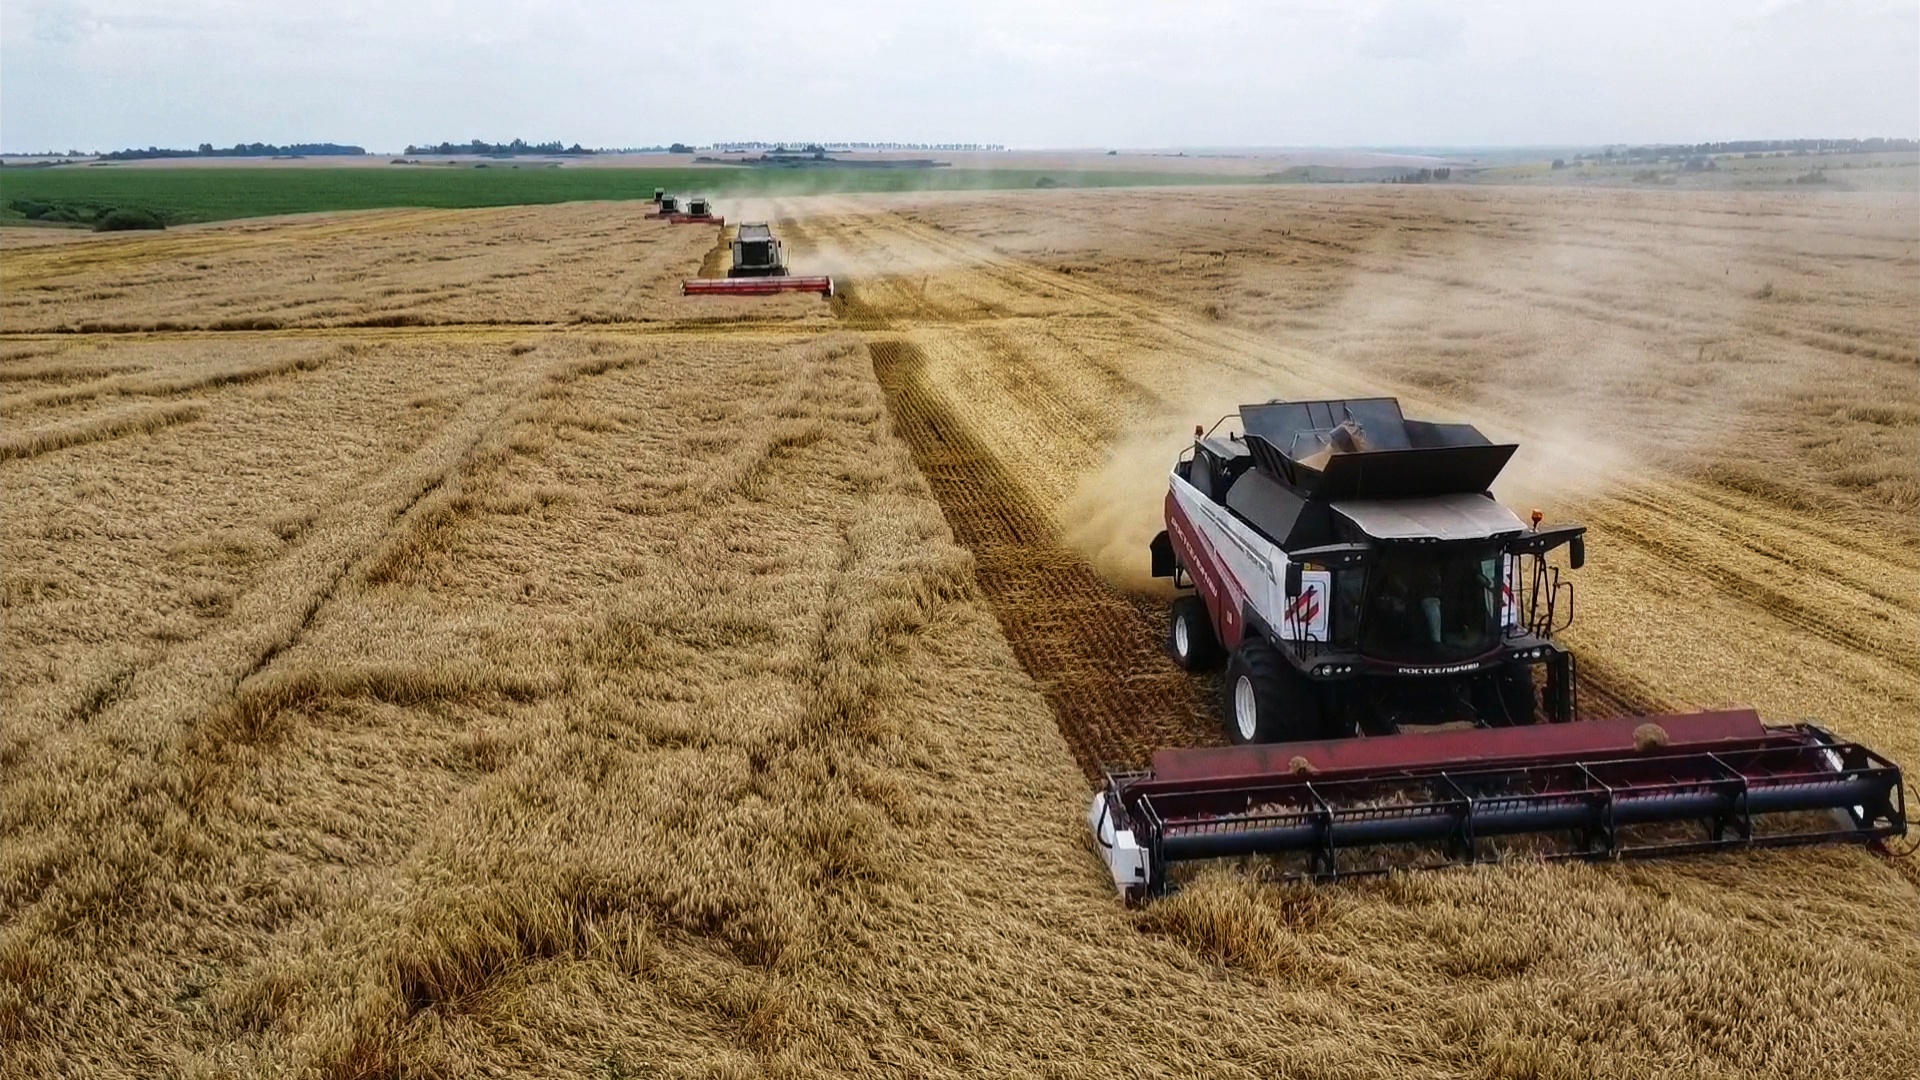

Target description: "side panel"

left=1279, top=570, right=1332, bottom=643
left=1165, top=483, right=1245, bottom=647
left=1166, top=475, right=1330, bottom=646
left=1500, top=554, right=1518, bottom=630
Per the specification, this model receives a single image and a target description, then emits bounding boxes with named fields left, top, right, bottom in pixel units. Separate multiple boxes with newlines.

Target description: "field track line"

left=0, top=315, right=1089, bottom=345
left=869, top=337, right=1219, bottom=775
left=0, top=210, right=478, bottom=286
left=4, top=344, right=562, bottom=759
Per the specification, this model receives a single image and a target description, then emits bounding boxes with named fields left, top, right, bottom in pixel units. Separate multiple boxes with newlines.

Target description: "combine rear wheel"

left=1167, top=596, right=1223, bottom=671
left=1223, top=639, right=1321, bottom=744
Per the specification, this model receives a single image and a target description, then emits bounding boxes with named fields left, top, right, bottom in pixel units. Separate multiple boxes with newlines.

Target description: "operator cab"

left=728, top=222, right=788, bottom=278
left=1328, top=497, right=1524, bottom=664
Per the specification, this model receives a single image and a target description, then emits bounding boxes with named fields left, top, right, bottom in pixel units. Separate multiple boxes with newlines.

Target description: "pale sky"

left=2, top=0, right=1916, bottom=152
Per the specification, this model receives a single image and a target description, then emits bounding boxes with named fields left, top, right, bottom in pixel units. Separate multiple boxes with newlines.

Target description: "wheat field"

left=2, top=189, right=1915, bottom=1079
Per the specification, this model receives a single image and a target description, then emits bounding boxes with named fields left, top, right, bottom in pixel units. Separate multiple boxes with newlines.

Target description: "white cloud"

left=26, top=1, right=95, bottom=45
left=0, top=0, right=1914, bottom=151
left=1358, top=1, right=1467, bottom=60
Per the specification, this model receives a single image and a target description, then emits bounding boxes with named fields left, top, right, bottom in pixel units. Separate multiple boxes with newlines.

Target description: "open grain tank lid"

left=1240, top=397, right=1518, bottom=500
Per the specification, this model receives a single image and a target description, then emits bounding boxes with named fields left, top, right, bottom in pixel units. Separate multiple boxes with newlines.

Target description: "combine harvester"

left=668, top=197, right=724, bottom=225
left=644, top=195, right=681, bottom=220
left=683, top=222, right=834, bottom=298
left=1090, top=397, right=1907, bottom=901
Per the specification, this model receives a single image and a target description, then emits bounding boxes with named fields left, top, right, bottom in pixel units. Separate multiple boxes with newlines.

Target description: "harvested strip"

left=0, top=347, right=338, bottom=416
left=870, top=337, right=1218, bottom=776
left=0, top=402, right=203, bottom=461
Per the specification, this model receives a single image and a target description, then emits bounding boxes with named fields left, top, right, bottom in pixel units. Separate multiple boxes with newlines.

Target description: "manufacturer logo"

left=1395, top=662, right=1483, bottom=675
left=1285, top=586, right=1321, bottom=626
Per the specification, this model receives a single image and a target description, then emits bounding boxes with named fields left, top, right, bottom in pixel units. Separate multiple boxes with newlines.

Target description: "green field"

left=0, top=164, right=1261, bottom=227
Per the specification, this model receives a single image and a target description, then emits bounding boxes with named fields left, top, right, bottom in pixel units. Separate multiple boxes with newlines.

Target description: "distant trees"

left=402, top=139, right=592, bottom=156
left=93, top=208, right=166, bottom=231
left=100, top=143, right=365, bottom=161
left=1577, top=138, right=1916, bottom=166
left=7, top=198, right=167, bottom=229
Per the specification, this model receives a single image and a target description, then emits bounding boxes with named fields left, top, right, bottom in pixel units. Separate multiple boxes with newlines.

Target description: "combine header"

left=1090, top=397, right=1907, bottom=900
left=682, top=223, right=834, bottom=297
left=668, top=197, right=724, bottom=225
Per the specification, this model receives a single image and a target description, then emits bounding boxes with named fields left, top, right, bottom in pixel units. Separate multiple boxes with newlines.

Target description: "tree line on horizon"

left=1582, top=137, right=1917, bottom=160
left=18, top=135, right=1914, bottom=164
left=88, top=139, right=600, bottom=161
left=99, top=142, right=366, bottom=161
left=401, top=139, right=592, bottom=157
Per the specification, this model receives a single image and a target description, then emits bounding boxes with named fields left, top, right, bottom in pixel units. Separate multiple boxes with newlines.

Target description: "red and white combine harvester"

left=682, top=223, right=834, bottom=298
left=1090, top=397, right=1907, bottom=901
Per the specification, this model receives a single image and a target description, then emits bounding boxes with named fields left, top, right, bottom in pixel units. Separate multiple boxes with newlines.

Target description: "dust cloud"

left=1061, top=434, right=1182, bottom=595
left=1061, top=371, right=1287, bottom=595
left=1052, top=189, right=1864, bottom=588
left=787, top=195, right=980, bottom=284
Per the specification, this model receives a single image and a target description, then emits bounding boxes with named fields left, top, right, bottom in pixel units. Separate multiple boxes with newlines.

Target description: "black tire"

left=1167, top=595, right=1223, bottom=671
left=1476, top=664, right=1539, bottom=726
left=1222, top=639, right=1322, bottom=745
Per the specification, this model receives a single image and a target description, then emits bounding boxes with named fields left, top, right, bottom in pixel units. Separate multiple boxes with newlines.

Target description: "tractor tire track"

left=870, top=337, right=1219, bottom=776
left=805, top=208, right=1229, bottom=770
left=1, top=342, right=561, bottom=757
left=1594, top=494, right=1917, bottom=673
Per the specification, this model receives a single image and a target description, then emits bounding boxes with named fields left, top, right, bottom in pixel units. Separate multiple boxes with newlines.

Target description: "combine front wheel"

left=1167, top=596, right=1223, bottom=671
left=1223, top=639, right=1320, bottom=744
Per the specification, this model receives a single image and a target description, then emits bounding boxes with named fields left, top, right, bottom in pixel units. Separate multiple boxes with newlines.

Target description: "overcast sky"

left=3, top=0, right=1916, bottom=152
